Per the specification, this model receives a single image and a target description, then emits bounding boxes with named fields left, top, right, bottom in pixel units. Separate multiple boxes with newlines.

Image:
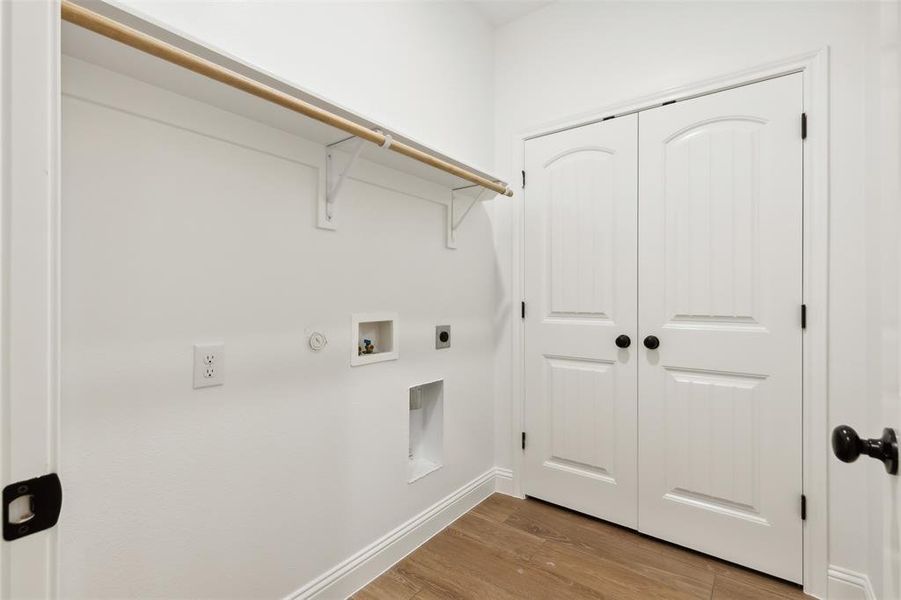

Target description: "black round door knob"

left=832, top=425, right=899, bottom=475
left=643, top=335, right=660, bottom=350
left=832, top=425, right=862, bottom=463
left=615, top=335, right=631, bottom=349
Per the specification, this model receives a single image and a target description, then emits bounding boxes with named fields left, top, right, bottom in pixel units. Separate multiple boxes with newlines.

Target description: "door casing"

left=511, top=48, right=830, bottom=597
left=0, top=1, right=62, bottom=598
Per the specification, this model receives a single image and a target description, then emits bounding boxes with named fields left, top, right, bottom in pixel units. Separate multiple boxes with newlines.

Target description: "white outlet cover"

left=193, top=343, right=224, bottom=389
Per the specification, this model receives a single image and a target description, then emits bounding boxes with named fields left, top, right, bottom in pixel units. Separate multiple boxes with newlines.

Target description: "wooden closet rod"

left=61, top=0, right=513, bottom=197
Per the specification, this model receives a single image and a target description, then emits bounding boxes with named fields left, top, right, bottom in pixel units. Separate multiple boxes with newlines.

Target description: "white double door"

left=523, top=74, right=803, bottom=582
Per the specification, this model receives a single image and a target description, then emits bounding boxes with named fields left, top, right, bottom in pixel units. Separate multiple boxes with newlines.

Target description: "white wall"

left=490, top=1, right=879, bottom=595
left=57, top=1, right=499, bottom=596
left=116, top=0, right=495, bottom=171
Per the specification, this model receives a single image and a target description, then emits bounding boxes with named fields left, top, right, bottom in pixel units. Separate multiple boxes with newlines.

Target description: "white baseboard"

left=286, top=467, right=501, bottom=600
left=493, top=467, right=515, bottom=496
left=289, top=470, right=857, bottom=600
left=828, top=566, right=876, bottom=600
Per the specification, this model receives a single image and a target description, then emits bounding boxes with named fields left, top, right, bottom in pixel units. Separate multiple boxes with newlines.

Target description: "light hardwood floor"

left=354, top=494, right=810, bottom=600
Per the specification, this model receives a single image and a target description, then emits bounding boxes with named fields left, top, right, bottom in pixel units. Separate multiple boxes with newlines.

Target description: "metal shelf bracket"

left=318, top=131, right=393, bottom=230
left=446, top=185, right=488, bottom=249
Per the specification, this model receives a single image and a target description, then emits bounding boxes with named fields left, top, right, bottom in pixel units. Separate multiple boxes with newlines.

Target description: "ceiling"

left=466, top=1, right=555, bottom=27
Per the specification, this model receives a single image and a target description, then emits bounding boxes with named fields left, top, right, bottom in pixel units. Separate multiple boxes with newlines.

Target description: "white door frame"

left=0, top=0, right=62, bottom=597
left=510, top=48, right=830, bottom=598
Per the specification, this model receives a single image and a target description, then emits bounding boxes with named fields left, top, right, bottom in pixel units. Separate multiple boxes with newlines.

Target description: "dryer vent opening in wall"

left=409, top=380, right=444, bottom=483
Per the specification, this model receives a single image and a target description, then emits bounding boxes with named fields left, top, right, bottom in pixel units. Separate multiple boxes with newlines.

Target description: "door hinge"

left=521, top=170, right=526, bottom=189
left=801, top=304, right=807, bottom=329
left=521, top=301, right=526, bottom=319
left=521, top=431, right=527, bottom=450
left=801, top=494, right=807, bottom=520
left=3, top=473, right=63, bottom=541
left=801, top=113, right=808, bottom=140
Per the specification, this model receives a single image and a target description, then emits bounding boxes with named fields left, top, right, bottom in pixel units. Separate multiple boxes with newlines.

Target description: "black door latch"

left=3, top=473, right=63, bottom=541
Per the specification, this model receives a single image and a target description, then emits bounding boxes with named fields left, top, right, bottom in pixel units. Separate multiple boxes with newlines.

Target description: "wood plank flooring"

left=354, top=494, right=810, bottom=600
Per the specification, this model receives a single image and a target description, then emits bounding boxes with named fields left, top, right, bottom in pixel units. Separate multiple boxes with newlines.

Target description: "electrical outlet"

left=193, top=343, right=224, bottom=389
left=435, top=325, right=451, bottom=349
